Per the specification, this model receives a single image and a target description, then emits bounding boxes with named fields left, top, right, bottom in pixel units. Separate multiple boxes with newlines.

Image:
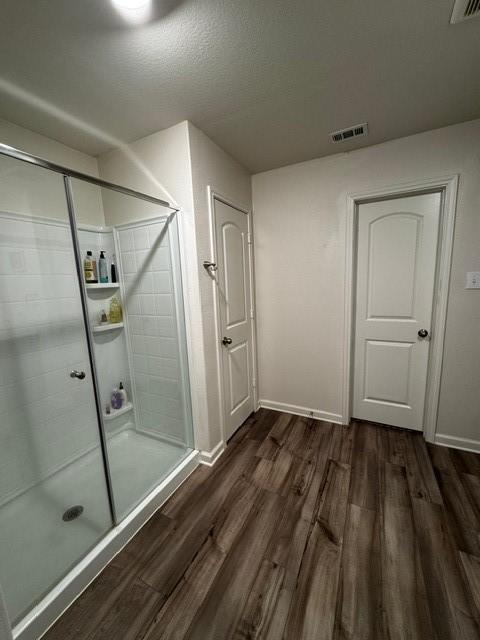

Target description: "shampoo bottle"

left=111, top=388, right=123, bottom=411
left=99, top=251, right=108, bottom=283
left=84, top=251, right=97, bottom=283
left=109, top=296, right=123, bottom=323
left=111, top=254, right=117, bottom=283
left=118, top=381, right=128, bottom=405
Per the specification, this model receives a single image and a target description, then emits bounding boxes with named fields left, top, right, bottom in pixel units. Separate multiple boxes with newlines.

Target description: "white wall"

left=187, top=122, right=252, bottom=451
left=252, top=118, right=480, bottom=446
left=97, top=121, right=194, bottom=220
left=0, top=118, right=105, bottom=226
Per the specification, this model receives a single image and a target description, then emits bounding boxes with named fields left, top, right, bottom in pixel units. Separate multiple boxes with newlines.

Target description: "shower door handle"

left=70, top=370, right=86, bottom=380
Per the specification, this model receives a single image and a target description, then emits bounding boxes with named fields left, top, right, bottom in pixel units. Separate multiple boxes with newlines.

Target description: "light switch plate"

left=466, top=272, right=480, bottom=289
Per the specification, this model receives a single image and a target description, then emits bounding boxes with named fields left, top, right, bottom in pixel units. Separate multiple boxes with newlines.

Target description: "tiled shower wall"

left=0, top=214, right=100, bottom=504
left=117, top=220, right=190, bottom=445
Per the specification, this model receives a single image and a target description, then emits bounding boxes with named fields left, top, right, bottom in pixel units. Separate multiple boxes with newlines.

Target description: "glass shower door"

left=0, top=157, right=112, bottom=624
left=70, top=178, right=195, bottom=520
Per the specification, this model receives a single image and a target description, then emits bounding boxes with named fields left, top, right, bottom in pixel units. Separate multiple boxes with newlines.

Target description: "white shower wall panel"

left=0, top=214, right=100, bottom=505
left=118, top=220, right=188, bottom=445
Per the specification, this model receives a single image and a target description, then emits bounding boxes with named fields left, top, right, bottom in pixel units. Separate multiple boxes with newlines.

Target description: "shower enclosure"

left=0, top=144, right=195, bottom=636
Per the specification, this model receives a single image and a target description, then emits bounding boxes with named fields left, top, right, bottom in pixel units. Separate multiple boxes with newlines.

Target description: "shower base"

left=0, top=428, right=197, bottom=639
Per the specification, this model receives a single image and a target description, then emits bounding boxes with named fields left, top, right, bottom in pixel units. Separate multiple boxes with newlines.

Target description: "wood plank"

left=235, top=432, right=334, bottom=640
left=161, top=464, right=212, bottom=519
left=352, top=421, right=378, bottom=453
left=349, top=450, right=379, bottom=511
left=142, top=538, right=225, bottom=640
left=284, top=459, right=351, bottom=639
left=233, top=559, right=285, bottom=640
left=462, top=473, right=480, bottom=524
left=334, top=503, right=383, bottom=640
left=460, top=552, right=480, bottom=616
left=430, top=466, right=480, bottom=556
left=412, top=498, right=479, bottom=640
left=142, top=481, right=259, bottom=640
left=405, top=433, right=443, bottom=504
left=379, top=462, right=433, bottom=640
left=377, top=426, right=406, bottom=466
left=284, top=417, right=331, bottom=461
left=329, top=423, right=354, bottom=465
left=183, top=489, right=282, bottom=640
left=256, top=412, right=295, bottom=460
left=247, top=408, right=281, bottom=441
left=252, top=447, right=294, bottom=495
left=450, top=449, right=480, bottom=477
left=87, top=579, right=162, bottom=640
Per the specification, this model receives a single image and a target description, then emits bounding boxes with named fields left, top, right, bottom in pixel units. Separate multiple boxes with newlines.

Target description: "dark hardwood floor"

left=44, top=409, right=480, bottom=640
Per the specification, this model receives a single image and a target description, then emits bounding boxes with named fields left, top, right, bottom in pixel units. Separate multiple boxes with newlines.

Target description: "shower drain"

left=62, top=505, right=84, bottom=522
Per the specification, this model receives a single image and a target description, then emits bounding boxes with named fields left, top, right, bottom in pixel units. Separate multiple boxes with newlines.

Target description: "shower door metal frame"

left=0, top=141, right=178, bottom=526
left=0, top=142, right=178, bottom=211
left=63, top=176, right=118, bottom=523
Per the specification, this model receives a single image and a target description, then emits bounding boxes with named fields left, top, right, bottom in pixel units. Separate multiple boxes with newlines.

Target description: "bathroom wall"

left=0, top=118, right=105, bottom=226
left=252, top=118, right=480, bottom=449
left=0, top=214, right=101, bottom=504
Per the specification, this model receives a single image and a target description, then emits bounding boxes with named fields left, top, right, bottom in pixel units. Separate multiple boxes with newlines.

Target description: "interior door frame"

left=342, top=175, right=458, bottom=442
left=207, top=186, right=258, bottom=445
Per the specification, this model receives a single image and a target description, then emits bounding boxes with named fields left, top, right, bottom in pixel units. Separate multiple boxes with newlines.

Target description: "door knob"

left=417, top=329, right=429, bottom=339
left=222, top=337, right=233, bottom=346
left=70, top=370, right=86, bottom=380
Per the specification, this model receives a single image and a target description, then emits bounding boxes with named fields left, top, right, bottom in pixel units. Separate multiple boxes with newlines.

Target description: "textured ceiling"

left=0, top=0, right=479, bottom=173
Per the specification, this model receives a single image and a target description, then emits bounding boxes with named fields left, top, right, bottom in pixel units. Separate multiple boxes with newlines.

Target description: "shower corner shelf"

left=103, top=402, right=133, bottom=421
left=86, top=283, right=120, bottom=291
left=92, top=322, right=124, bottom=334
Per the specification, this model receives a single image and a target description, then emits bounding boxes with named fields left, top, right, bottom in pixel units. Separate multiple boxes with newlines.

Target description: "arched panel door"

left=214, top=198, right=254, bottom=440
left=353, top=193, right=441, bottom=430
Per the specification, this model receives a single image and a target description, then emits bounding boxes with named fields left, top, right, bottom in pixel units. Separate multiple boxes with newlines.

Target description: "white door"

left=352, top=193, right=441, bottom=431
left=213, top=198, right=255, bottom=439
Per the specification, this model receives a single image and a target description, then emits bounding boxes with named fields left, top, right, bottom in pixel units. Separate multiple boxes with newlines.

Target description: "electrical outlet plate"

left=465, top=272, right=480, bottom=289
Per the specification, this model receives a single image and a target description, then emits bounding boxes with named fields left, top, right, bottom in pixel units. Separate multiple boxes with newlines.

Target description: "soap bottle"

left=99, top=251, right=108, bottom=283
left=84, top=251, right=97, bottom=283
left=111, top=254, right=117, bottom=283
left=118, top=381, right=128, bottom=405
left=111, top=387, right=123, bottom=411
left=109, top=296, right=123, bottom=323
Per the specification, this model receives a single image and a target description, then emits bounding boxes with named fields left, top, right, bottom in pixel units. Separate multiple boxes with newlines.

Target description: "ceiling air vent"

left=330, top=122, right=368, bottom=144
left=451, top=0, right=480, bottom=23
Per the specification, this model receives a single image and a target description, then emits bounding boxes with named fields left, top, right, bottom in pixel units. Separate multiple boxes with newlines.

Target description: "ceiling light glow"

left=111, top=0, right=152, bottom=23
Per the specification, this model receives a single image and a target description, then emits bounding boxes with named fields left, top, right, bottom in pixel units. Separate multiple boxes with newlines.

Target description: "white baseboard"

left=434, top=433, right=480, bottom=454
left=199, top=440, right=226, bottom=466
left=258, top=399, right=343, bottom=425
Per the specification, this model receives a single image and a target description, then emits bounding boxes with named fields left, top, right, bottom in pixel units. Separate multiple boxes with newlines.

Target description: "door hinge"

left=252, top=378, right=256, bottom=388
left=247, top=232, right=253, bottom=245
left=250, top=308, right=254, bottom=319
